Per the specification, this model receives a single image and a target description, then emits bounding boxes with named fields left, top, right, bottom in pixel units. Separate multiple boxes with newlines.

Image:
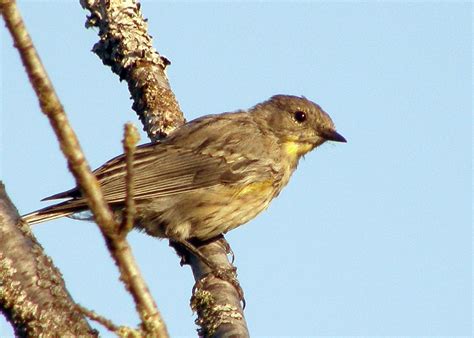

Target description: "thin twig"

left=78, top=304, right=145, bottom=337
left=2, top=1, right=168, bottom=336
left=77, top=304, right=121, bottom=333
left=121, top=123, right=140, bottom=234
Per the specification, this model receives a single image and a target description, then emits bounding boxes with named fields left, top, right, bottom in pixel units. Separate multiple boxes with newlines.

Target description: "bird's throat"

left=283, top=141, right=314, bottom=158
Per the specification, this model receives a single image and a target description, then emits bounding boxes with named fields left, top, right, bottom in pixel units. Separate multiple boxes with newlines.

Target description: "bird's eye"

left=294, top=110, right=307, bottom=123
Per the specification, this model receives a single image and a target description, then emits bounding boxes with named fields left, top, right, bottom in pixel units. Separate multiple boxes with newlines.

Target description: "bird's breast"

left=283, top=141, right=314, bottom=158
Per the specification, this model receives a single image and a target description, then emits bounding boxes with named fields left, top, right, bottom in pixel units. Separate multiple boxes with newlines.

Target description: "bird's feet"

left=170, top=237, right=245, bottom=305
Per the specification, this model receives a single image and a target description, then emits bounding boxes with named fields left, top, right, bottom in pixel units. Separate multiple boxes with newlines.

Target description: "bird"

left=22, top=95, right=346, bottom=243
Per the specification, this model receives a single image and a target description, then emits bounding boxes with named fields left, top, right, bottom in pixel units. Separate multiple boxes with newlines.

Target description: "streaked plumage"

left=22, top=95, right=346, bottom=241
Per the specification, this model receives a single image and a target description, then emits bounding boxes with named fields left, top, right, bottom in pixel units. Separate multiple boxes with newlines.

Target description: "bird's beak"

left=321, top=129, right=347, bottom=143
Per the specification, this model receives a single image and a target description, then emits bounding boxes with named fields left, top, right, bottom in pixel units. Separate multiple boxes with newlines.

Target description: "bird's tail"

left=22, top=200, right=86, bottom=225
left=22, top=209, right=73, bottom=225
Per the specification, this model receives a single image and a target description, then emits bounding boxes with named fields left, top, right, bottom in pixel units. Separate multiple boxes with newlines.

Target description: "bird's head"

left=252, top=95, right=346, bottom=157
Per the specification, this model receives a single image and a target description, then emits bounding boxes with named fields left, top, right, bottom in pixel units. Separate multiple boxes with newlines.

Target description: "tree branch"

left=0, top=182, right=95, bottom=337
left=0, top=0, right=167, bottom=336
left=80, top=0, right=184, bottom=141
left=189, top=239, right=249, bottom=337
left=121, top=123, right=140, bottom=234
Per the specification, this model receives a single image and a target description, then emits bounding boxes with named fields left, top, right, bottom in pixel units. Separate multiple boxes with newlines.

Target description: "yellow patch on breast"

left=235, top=180, right=274, bottom=198
left=283, top=141, right=314, bottom=157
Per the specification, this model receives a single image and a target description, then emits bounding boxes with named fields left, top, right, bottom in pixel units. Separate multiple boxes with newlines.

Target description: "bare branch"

left=78, top=303, right=146, bottom=337
left=80, top=0, right=185, bottom=140
left=0, top=182, right=95, bottom=336
left=189, top=240, right=249, bottom=338
left=77, top=304, right=122, bottom=334
left=0, top=1, right=168, bottom=336
left=121, top=123, right=140, bottom=234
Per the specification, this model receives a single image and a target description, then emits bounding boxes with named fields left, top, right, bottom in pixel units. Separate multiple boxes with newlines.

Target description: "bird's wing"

left=45, top=142, right=263, bottom=205
left=101, top=145, right=246, bottom=203
left=43, top=111, right=278, bottom=205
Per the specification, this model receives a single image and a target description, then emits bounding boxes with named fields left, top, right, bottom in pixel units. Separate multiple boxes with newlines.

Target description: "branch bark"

left=80, top=0, right=184, bottom=141
left=189, top=239, right=249, bottom=337
left=0, top=183, right=95, bottom=337
left=1, top=0, right=167, bottom=336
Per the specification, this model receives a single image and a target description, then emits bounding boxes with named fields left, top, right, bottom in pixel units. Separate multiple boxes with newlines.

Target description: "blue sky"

left=1, top=1, right=471, bottom=337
